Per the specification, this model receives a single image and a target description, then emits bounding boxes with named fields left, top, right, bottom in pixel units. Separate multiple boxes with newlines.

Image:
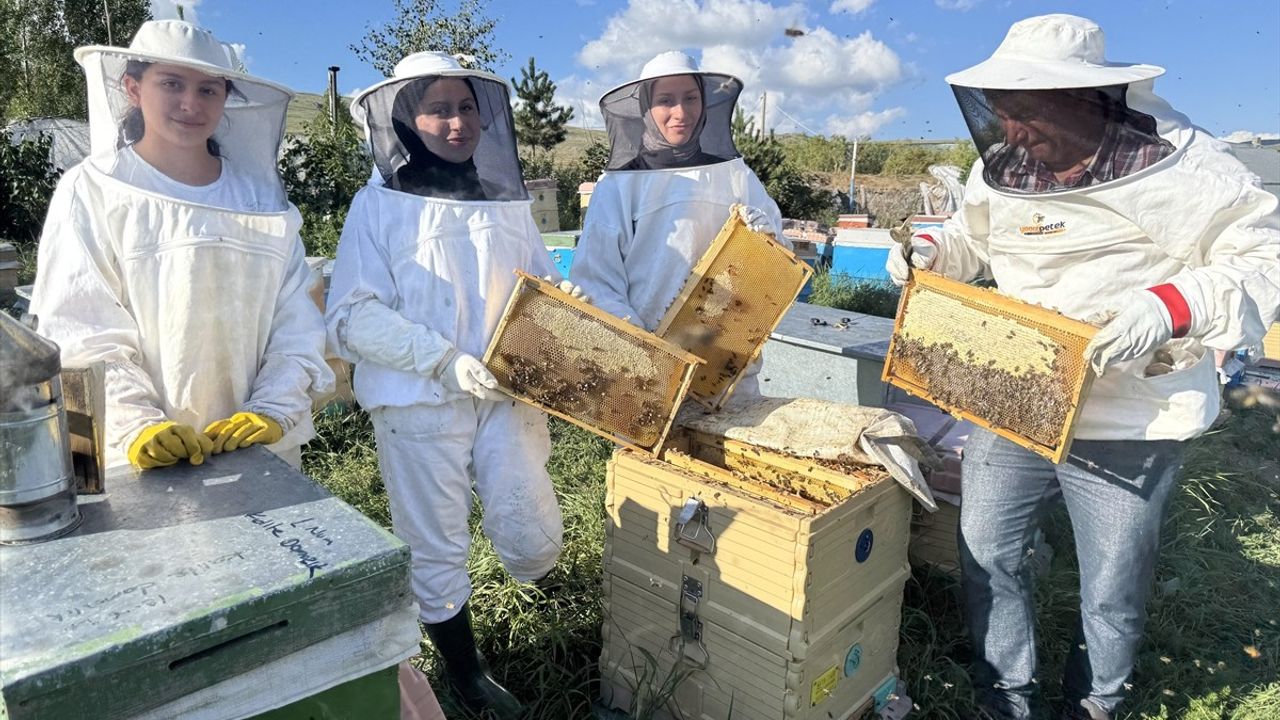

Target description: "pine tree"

left=512, top=57, right=573, bottom=159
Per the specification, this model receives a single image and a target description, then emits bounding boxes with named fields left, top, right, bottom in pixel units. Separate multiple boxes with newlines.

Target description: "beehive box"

left=883, top=270, right=1098, bottom=463
left=484, top=271, right=702, bottom=453
left=600, top=428, right=912, bottom=720
left=657, top=209, right=813, bottom=409
left=908, top=501, right=962, bottom=578
left=1262, top=322, right=1280, bottom=368
left=0, top=447, right=414, bottom=720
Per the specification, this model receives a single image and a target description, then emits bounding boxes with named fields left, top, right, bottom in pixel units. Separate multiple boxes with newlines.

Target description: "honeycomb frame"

left=656, top=208, right=813, bottom=409
left=484, top=271, right=703, bottom=454
left=882, top=269, right=1098, bottom=463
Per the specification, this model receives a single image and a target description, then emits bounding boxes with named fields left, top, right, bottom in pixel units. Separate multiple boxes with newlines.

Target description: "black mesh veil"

left=952, top=84, right=1174, bottom=195
left=356, top=73, right=527, bottom=201
left=600, top=72, right=742, bottom=171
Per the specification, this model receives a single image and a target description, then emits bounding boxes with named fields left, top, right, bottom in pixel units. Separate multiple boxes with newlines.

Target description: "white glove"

left=885, top=234, right=939, bottom=287
left=737, top=205, right=775, bottom=237
left=440, top=350, right=503, bottom=400
left=543, top=276, right=591, bottom=304
left=1084, top=290, right=1174, bottom=375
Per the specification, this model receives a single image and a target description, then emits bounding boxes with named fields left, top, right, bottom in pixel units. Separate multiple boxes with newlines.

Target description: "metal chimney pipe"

left=327, top=66, right=340, bottom=130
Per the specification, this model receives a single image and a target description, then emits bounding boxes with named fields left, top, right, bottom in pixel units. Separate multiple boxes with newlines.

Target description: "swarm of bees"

left=894, top=335, right=1073, bottom=446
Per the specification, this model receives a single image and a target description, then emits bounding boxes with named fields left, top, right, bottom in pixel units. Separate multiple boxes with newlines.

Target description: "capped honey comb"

left=882, top=270, right=1097, bottom=463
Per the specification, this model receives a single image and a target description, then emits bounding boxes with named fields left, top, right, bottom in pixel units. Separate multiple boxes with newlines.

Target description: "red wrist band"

left=1148, top=284, right=1191, bottom=338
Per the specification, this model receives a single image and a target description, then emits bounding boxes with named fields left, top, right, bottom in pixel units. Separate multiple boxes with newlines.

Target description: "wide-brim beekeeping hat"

left=945, top=14, right=1165, bottom=90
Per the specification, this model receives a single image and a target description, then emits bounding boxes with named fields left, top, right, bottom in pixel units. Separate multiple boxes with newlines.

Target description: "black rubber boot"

left=424, top=603, right=525, bottom=719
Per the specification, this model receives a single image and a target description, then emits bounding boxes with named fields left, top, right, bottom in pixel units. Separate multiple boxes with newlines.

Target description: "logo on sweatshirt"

left=1019, top=212, right=1067, bottom=236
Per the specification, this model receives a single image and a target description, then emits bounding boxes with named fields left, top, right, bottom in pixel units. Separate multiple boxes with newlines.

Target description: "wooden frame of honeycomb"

left=882, top=269, right=1098, bottom=463
left=484, top=271, right=703, bottom=453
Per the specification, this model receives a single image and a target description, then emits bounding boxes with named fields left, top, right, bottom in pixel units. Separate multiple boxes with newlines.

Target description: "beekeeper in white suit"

left=573, top=52, right=784, bottom=394
left=325, top=52, right=574, bottom=719
left=885, top=14, right=1279, bottom=720
left=31, top=20, right=332, bottom=471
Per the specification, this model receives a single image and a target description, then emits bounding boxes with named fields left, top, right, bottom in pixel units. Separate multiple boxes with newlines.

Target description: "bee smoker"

left=0, top=312, right=81, bottom=544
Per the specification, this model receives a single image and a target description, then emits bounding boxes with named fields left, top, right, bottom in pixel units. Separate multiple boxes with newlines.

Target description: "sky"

left=152, top=0, right=1280, bottom=142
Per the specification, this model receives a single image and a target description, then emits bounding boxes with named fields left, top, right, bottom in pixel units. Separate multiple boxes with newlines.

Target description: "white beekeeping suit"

left=31, top=20, right=332, bottom=469
left=573, top=52, right=784, bottom=329
left=324, top=50, right=559, bottom=719
left=889, top=15, right=1278, bottom=441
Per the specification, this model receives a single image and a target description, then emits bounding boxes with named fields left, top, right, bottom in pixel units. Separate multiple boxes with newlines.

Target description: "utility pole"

left=327, top=66, right=340, bottom=132
left=760, top=91, right=767, bottom=136
left=848, top=138, right=860, bottom=212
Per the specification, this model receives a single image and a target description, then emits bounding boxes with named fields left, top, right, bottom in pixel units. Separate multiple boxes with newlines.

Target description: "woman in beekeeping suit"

left=31, top=20, right=332, bottom=471
left=884, top=14, right=1278, bottom=720
left=325, top=51, right=573, bottom=718
left=572, top=52, right=784, bottom=398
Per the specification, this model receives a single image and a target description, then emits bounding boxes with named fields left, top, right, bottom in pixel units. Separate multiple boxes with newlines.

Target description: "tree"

left=1, top=0, right=151, bottom=121
left=350, top=0, right=508, bottom=77
left=731, top=109, right=840, bottom=224
left=511, top=57, right=572, bottom=158
left=279, top=91, right=371, bottom=257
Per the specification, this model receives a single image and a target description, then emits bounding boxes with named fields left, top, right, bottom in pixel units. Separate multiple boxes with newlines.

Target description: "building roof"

left=1228, top=145, right=1280, bottom=202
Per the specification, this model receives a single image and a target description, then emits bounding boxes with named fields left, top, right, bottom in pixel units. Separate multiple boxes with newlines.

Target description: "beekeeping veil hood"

left=74, top=19, right=292, bottom=209
left=945, top=14, right=1186, bottom=195
left=352, top=52, right=526, bottom=201
left=600, top=51, right=742, bottom=171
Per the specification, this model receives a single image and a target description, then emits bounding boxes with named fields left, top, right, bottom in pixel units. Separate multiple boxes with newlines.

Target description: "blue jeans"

left=958, top=428, right=1185, bottom=719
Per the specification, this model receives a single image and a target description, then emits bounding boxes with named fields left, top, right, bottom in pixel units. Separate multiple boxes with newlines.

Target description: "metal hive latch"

left=669, top=574, right=709, bottom=669
left=674, top=497, right=716, bottom=555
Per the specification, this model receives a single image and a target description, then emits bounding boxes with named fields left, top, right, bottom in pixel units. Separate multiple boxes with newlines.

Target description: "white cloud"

left=934, top=0, right=977, bottom=10
left=150, top=0, right=201, bottom=24
left=824, top=107, right=905, bottom=138
left=576, top=0, right=907, bottom=138
left=578, top=0, right=806, bottom=74
left=552, top=75, right=608, bottom=130
left=1219, top=130, right=1280, bottom=143
left=830, top=0, right=875, bottom=13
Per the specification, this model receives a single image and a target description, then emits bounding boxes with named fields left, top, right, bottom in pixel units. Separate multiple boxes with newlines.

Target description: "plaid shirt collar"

left=986, top=122, right=1174, bottom=193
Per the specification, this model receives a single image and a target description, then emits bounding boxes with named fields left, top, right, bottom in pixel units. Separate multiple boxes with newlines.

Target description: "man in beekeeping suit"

left=884, top=14, right=1278, bottom=720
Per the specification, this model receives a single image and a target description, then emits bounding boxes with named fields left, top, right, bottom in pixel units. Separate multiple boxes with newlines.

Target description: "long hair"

left=119, top=60, right=242, bottom=157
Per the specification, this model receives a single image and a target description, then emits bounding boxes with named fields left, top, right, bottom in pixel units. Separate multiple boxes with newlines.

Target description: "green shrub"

left=881, top=144, right=948, bottom=176
left=805, top=266, right=901, bottom=318
left=853, top=140, right=893, bottom=175
left=279, top=92, right=371, bottom=258
left=1, top=129, right=58, bottom=283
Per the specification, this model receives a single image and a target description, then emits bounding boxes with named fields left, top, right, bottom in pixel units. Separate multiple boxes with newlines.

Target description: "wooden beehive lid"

left=484, top=271, right=702, bottom=454
left=656, top=209, right=813, bottom=409
left=882, top=270, right=1097, bottom=463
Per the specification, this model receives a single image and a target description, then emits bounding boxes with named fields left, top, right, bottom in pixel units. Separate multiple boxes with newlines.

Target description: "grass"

left=303, top=397, right=1279, bottom=719
left=806, top=265, right=902, bottom=319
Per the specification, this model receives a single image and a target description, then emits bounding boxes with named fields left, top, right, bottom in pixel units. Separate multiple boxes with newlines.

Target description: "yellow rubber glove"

left=203, top=412, right=284, bottom=454
left=127, top=421, right=213, bottom=470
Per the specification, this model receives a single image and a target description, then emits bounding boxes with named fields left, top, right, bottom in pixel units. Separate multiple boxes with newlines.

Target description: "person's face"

left=413, top=78, right=481, bottom=163
left=124, top=63, right=228, bottom=150
left=648, top=75, right=702, bottom=145
left=989, top=89, right=1104, bottom=170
